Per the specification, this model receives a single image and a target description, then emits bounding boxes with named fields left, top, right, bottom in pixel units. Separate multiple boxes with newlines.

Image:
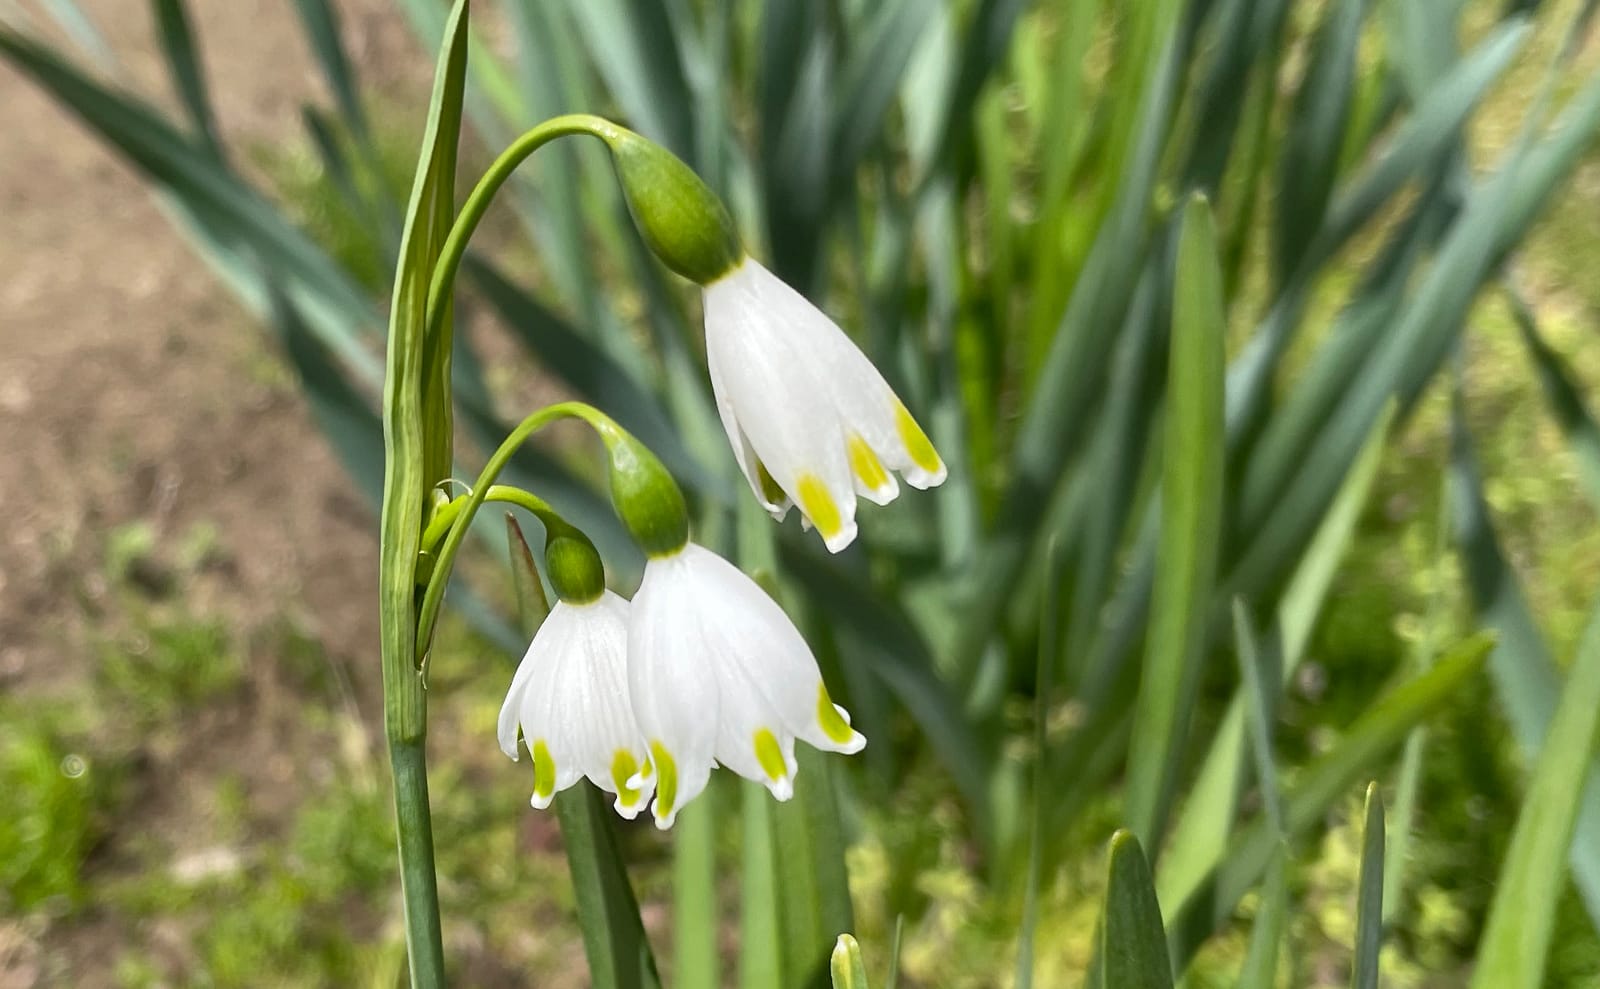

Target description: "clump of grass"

left=0, top=702, right=118, bottom=916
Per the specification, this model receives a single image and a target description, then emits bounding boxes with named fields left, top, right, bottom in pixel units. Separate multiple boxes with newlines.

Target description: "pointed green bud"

left=830, top=934, right=870, bottom=989
left=591, top=418, right=690, bottom=557
left=544, top=520, right=605, bottom=604
left=601, top=127, right=742, bottom=284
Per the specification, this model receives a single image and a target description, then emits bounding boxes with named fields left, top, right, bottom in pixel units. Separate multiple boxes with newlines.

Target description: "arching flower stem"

left=423, top=113, right=622, bottom=348
left=412, top=400, right=628, bottom=665
left=419, top=484, right=564, bottom=556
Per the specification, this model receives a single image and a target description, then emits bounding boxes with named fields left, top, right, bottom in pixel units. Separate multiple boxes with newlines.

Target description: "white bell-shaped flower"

left=498, top=590, right=654, bottom=818
left=703, top=257, right=948, bottom=553
left=625, top=542, right=866, bottom=828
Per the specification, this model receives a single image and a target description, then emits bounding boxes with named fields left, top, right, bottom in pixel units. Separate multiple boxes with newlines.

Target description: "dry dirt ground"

left=0, top=0, right=431, bottom=982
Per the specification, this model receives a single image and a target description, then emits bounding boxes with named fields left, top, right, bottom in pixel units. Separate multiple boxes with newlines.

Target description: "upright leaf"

left=1351, top=783, right=1385, bottom=989
left=1125, top=195, right=1226, bottom=850
left=1102, top=831, right=1175, bottom=989
left=151, top=0, right=223, bottom=158
left=1273, top=0, right=1364, bottom=282
left=1470, top=593, right=1600, bottom=989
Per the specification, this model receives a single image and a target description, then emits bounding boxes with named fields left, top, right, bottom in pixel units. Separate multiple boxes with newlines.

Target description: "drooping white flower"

left=703, top=256, right=947, bottom=553
left=498, top=590, right=654, bottom=818
left=624, top=542, right=866, bottom=828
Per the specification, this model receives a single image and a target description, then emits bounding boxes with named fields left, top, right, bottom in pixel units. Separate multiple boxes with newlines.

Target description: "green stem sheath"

left=390, top=738, right=446, bottom=986
left=424, top=113, right=621, bottom=347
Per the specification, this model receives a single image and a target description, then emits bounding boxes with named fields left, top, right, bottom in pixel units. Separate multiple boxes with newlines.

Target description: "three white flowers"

left=497, top=251, right=938, bottom=827
left=497, top=123, right=945, bottom=826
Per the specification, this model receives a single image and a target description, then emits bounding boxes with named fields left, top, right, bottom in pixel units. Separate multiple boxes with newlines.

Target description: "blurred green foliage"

left=6, top=0, right=1600, bottom=985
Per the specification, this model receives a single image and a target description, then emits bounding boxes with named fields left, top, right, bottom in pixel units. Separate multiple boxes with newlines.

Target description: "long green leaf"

left=561, top=0, right=694, bottom=159
left=1470, top=591, right=1600, bottom=989
left=290, top=0, right=369, bottom=139
left=1165, top=633, right=1493, bottom=971
left=674, top=796, right=719, bottom=989
left=1505, top=284, right=1600, bottom=513
left=1102, top=831, right=1174, bottom=989
left=150, top=0, right=222, bottom=158
left=1449, top=393, right=1600, bottom=924
left=1351, top=783, right=1385, bottom=989
left=1273, top=0, right=1363, bottom=282
left=1125, top=195, right=1226, bottom=850
left=1157, top=403, right=1392, bottom=912
left=1235, top=845, right=1288, bottom=989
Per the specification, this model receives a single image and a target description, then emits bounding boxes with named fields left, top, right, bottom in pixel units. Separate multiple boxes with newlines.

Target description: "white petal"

left=705, top=261, right=858, bottom=552
left=706, top=327, right=791, bottom=521
left=503, top=594, right=653, bottom=815
left=680, top=545, right=867, bottom=757
left=629, top=553, right=721, bottom=828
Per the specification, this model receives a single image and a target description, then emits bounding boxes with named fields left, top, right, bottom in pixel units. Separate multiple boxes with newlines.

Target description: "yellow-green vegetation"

left=6, top=0, right=1600, bottom=985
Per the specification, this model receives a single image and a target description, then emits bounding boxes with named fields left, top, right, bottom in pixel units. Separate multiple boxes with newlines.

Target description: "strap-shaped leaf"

left=1102, top=831, right=1174, bottom=989
left=1351, top=783, right=1385, bottom=989
left=1125, top=195, right=1226, bottom=851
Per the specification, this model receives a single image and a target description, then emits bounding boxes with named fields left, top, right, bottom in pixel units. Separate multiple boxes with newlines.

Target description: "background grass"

left=4, top=0, right=1600, bottom=986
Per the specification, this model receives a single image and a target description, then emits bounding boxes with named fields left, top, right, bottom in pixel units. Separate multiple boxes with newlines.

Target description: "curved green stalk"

left=420, top=484, right=565, bottom=553
left=413, top=400, right=617, bottom=661
left=424, top=113, right=621, bottom=346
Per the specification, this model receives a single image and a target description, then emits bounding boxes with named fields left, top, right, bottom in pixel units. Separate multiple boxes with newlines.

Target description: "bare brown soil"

left=0, top=1, right=427, bottom=983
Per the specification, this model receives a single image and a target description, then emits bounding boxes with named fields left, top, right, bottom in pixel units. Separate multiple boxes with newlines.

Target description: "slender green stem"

left=419, top=485, right=564, bottom=554
left=390, top=738, right=445, bottom=986
left=413, top=401, right=617, bottom=660
left=424, top=113, right=621, bottom=347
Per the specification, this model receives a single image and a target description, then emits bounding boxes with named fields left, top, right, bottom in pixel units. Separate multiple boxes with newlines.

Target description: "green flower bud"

left=592, top=419, right=690, bottom=558
left=602, top=127, right=742, bottom=285
left=544, top=522, right=605, bottom=604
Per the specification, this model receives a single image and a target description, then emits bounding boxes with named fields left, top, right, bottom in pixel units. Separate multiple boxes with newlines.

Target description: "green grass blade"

left=151, top=0, right=223, bottom=158
left=504, top=515, right=550, bottom=633
left=1351, top=783, right=1384, bottom=989
left=1017, top=540, right=1063, bottom=989
left=830, top=0, right=936, bottom=185
left=37, top=0, right=116, bottom=67
left=741, top=782, right=783, bottom=989
left=1449, top=394, right=1600, bottom=924
left=1158, top=403, right=1391, bottom=912
left=1125, top=195, right=1226, bottom=851
left=674, top=797, right=719, bottom=989
left=271, top=290, right=384, bottom=507
left=1470, top=594, right=1600, bottom=989
left=773, top=749, right=855, bottom=989
left=958, top=16, right=1184, bottom=674
left=1235, top=844, right=1288, bottom=989
left=1272, top=0, right=1363, bottom=282
left=290, top=0, right=369, bottom=140
left=1165, top=633, right=1493, bottom=970
left=1232, top=600, right=1284, bottom=836
left=1506, top=284, right=1600, bottom=512
left=1102, top=831, right=1175, bottom=989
